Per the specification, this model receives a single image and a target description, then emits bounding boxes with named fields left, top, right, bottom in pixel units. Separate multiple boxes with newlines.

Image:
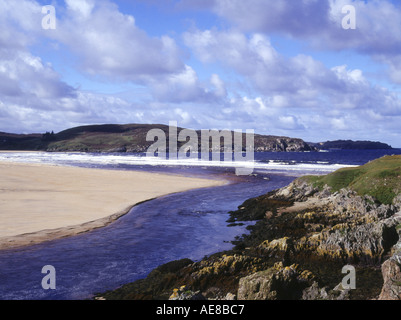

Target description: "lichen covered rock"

left=237, top=263, right=313, bottom=300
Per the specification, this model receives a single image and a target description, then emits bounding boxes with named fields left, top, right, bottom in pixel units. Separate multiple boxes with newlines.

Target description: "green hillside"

left=47, top=124, right=160, bottom=152
left=0, top=123, right=314, bottom=152
left=304, top=155, right=401, bottom=205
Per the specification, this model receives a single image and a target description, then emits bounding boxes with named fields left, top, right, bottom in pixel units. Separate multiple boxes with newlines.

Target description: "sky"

left=1, top=0, right=401, bottom=146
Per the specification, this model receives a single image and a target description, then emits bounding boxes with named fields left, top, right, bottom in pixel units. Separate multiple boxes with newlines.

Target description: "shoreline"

left=98, top=177, right=401, bottom=301
left=0, top=161, right=227, bottom=251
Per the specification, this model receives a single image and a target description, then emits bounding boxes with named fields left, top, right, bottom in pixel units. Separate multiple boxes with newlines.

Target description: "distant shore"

left=0, top=161, right=226, bottom=250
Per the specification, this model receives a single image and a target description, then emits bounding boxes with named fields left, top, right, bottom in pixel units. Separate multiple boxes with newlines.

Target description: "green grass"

left=47, top=132, right=140, bottom=151
left=302, top=155, right=401, bottom=205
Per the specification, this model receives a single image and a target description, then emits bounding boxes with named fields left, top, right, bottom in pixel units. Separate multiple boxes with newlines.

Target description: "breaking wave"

left=0, top=152, right=356, bottom=175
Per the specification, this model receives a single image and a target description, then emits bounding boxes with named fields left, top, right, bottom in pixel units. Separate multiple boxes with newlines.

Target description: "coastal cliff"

left=0, top=124, right=314, bottom=152
left=97, top=155, right=401, bottom=300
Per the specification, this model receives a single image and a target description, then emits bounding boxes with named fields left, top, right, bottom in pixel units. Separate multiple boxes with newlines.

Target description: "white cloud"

left=65, top=0, right=95, bottom=18
left=50, top=0, right=185, bottom=82
left=182, top=0, right=401, bottom=85
left=148, top=65, right=226, bottom=103
left=184, top=28, right=395, bottom=112
left=331, top=118, right=347, bottom=130
left=210, top=74, right=227, bottom=98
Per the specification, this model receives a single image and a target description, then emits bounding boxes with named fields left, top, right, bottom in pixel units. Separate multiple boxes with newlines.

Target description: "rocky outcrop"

left=379, top=219, right=401, bottom=300
left=236, top=262, right=352, bottom=301
left=254, top=136, right=314, bottom=152
left=228, top=178, right=401, bottom=300
left=183, top=254, right=272, bottom=299
left=294, top=190, right=399, bottom=264
left=237, top=262, right=314, bottom=300
left=379, top=259, right=401, bottom=300
left=257, top=181, right=399, bottom=264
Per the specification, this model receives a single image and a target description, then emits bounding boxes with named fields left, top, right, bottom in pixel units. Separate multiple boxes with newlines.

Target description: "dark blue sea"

left=0, top=149, right=400, bottom=300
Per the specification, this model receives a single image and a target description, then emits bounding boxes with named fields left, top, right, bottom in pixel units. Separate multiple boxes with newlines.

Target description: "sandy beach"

left=0, top=161, right=226, bottom=250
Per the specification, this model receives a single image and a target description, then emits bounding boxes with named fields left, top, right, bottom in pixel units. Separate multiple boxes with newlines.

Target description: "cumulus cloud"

left=184, top=29, right=398, bottom=112
left=148, top=65, right=227, bottom=103
left=182, top=0, right=401, bottom=52
left=44, top=0, right=223, bottom=104
left=50, top=0, right=185, bottom=82
left=181, top=0, right=401, bottom=84
left=0, top=50, right=76, bottom=101
left=0, top=1, right=78, bottom=133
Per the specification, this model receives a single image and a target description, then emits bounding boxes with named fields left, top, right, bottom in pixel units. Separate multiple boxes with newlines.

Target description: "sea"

left=0, top=149, right=400, bottom=300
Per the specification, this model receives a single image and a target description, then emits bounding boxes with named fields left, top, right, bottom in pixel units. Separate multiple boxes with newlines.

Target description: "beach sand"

left=0, top=162, right=226, bottom=250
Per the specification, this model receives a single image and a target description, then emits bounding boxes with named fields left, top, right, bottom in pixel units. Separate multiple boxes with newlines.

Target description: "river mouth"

left=0, top=167, right=296, bottom=300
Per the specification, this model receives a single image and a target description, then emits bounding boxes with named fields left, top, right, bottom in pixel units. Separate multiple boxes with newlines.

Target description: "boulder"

left=379, top=230, right=401, bottom=300
left=237, top=263, right=312, bottom=300
left=379, top=258, right=401, bottom=300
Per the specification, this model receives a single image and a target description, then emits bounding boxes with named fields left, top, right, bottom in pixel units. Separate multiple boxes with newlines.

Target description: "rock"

left=253, top=137, right=314, bottom=152
left=288, top=189, right=401, bottom=264
left=258, top=237, right=292, bottom=260
left=259, top=237, right=291, bottom=252
left=265, top=211, right=274, bottom=219
left=379, top=229, right=401, bottom=300
left=237, top=263, right=313, bottom=300
left=224, top=293, right=236, bottom=300
left=379, top=259, right=401, bottom=300
left=393, top=194, right=401, bottom=211
left=301, top=281, right=351, bottom=300
left=302, top=282, right=328, bottom=300
left=193, top=254, right=269, bottom=279
left=316, top=221, right=399, bottom=263
left=332, top=283, right=351, bottom=300
left=169, top=285, right=206, bottom=300
left=275, top=179, right=319, bottom=202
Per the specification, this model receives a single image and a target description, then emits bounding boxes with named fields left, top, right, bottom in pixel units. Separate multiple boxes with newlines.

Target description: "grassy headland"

left=302, top=155, right=401, bottom=205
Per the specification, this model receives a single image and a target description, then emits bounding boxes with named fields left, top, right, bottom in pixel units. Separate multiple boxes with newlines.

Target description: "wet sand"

left=0, top=162, right=226, bottom=250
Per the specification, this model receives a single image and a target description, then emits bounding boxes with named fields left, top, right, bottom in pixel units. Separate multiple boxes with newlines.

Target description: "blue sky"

left=1, top=0, right=401, bottom=146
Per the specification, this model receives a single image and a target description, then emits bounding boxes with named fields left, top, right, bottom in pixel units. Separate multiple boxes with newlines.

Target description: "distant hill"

left=0, top=124, right=315, bottom=153
left=310, top=140, right=393, bottom=150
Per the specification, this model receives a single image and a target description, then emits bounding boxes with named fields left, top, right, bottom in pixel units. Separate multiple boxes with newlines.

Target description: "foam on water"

left=0, top=152, right=356, bottom=175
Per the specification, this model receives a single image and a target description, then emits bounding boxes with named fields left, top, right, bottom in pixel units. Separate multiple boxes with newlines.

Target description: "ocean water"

left=0, top=149, right=400, bottom=300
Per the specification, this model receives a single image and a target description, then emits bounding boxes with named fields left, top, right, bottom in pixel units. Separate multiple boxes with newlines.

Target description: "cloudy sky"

left=1, top=0, right=401, bottom=146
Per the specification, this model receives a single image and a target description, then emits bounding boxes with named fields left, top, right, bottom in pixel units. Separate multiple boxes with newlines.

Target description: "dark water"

left=254, top=149, right=401, bottom=166
left=0, top=149, right=400, bottom=300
